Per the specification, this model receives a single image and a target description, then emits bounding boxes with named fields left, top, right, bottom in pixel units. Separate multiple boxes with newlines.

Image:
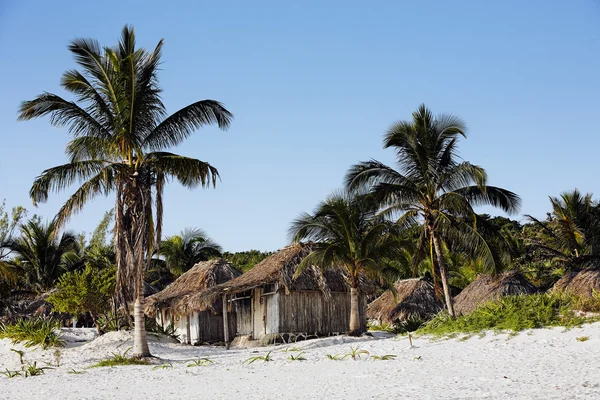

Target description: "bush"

left=47, top=266, right=115, bottom=331
left=0, top=317, right=64, bottom=349
left=417, top=293, right=600, bottom=337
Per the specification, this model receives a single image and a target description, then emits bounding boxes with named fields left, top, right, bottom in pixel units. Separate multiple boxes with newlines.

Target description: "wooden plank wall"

left=277, top=291, right=367, bottom=334
left=196, top=310, right=237, bottom=343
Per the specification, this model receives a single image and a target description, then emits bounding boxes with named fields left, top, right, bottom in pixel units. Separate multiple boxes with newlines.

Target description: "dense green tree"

left=0, top=202, right=27, bottom=283
left=289, top=191, right=407, bottom=335
left=18, top=26, right=232, bottom=356
left=346, top=105, right=521, bottom=317
left=222, top=250, right=273, bottom=272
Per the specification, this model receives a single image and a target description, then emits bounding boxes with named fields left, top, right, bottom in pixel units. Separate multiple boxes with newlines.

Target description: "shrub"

left=0, top=317, right=64, bottom=349
left=91, top=348, right=150, bottom=368
left=417, top=293, right=600, bottom=337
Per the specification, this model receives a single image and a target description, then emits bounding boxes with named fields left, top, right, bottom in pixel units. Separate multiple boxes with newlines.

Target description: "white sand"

left=1, top=323, right=599, bottom=399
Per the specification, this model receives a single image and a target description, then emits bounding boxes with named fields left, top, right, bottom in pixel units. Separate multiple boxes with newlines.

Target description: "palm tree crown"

left=346, top=104, right=521, bottom=317
left=157, top=228, right=222, bottom=277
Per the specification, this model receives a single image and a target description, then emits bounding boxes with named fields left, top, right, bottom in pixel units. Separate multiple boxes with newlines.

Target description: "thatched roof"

left=552, top=269, right=600, bottom=298
left=454, top=271, right=538, bottom=315
left=366, top=278, right=442, bottom=324
left=183, top=242, right=372, bottom=313
left=144, top=258, right=241, bottom=316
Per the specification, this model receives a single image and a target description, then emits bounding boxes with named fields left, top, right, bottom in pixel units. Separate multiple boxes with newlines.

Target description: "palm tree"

left=289, top=191, right=406, bottom=335
left=3, top=218, right=81, bottom=290
left=18, top=26, right=232, bottom=357
left=526, top=189, right=600, bottom=269
left=346, top=104, right=521, bottom=317
left=156, top=228, right=222, bottom=277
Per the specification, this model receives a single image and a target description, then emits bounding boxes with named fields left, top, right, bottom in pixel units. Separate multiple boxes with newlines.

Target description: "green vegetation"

left=1, top=361, right=52, bottom=378
left=187, top=358, right=213, bottom=367
left=0, top=318, right=64, bottom=349
left=417, top=294, right=600, bottom=337
left=343, top=347, right=370, bottom=360
left=326, top=354, right=342, bottom=360
left=576, top=336, right=589, bottom=342
left=243, top=351, right=274, bottom=364
left=90, top=348, right=150, bottom=368
left=47, top=266, right=115, bottom=332
left=287, top=352, right=306, bottom=361
left=371, top=354, right=397, bottom=361
left=222, top=250, right=273, bottom=272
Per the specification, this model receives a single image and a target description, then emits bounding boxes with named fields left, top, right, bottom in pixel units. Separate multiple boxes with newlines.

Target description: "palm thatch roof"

left=144, top=258, right=241, bottom=317
left=552, top=269, right=600, bottom=298
left=366, top=278, right=442, bottom=324
left=454, top=271, right=538, bottom=315
left=182, top=242, right=373, bottom=314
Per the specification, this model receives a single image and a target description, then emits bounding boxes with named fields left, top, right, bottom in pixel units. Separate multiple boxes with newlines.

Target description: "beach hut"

left=552, top=269, right=600, bottom=298
left=144, top=258, right=241, bottom=345
left=189, top=243, right=370, bottom=346
left=366, top=278, right=442, bottom=325
left=453, top=271, right=537, bottom=315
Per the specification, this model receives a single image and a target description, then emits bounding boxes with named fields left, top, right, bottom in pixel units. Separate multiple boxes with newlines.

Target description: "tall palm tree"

left=346, top=105, right=520, bottom=317
left=18, top=26, right=232, bottom=357
left=289, top=191, right=406, bottom=335
left=156, top=228, right=222, bottom=277
left=3, top=218, right=81, bottom=290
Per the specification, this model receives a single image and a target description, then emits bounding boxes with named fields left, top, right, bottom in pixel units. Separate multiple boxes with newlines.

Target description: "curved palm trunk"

left=348, top=286, right=361, bottom=336
left=431, top=233, right=455, bottom=317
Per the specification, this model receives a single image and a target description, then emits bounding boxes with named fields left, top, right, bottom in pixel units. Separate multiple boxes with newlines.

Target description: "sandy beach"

left=1, top=323, right=599, bottom=400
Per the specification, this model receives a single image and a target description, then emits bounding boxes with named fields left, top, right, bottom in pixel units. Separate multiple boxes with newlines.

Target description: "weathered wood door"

left=252, top=288, right=266, bottom=339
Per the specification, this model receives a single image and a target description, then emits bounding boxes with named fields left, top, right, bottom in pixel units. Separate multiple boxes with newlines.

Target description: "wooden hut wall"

left=190, top=310, right=237, bottom=344
left=277, top=291, right=367, bottom=334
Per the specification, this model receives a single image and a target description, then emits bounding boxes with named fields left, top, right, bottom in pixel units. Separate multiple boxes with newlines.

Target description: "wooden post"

left=223, top=294, right=230, bottom=349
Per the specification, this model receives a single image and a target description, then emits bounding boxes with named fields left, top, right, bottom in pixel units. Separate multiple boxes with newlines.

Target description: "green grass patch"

left=90, top=348, right=150, bottom=368
left=417, top=293, right=600, bottom=337
left=0, top=317, right=64, bottom=349
left=576, top=336, right=589, bottom=342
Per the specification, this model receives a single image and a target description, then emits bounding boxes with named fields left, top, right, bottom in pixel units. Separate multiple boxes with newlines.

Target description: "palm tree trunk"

left=348, top=286, right=361, bottom=336
left=431, top=233, right=455, bottom=318
left=132, top=293, right=150, bottom=357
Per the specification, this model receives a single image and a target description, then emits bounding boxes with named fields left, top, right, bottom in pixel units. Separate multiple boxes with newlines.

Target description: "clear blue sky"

left=0, top=1, right=599, bottom=252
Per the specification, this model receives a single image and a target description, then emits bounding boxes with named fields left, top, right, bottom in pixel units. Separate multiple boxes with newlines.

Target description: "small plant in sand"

left=68, top=369, right=85, bottom=374
left=91, top=347, right=149, bottom=368
left=187, top=358, right=213, bottom=367
left=370, top=354, right=397, bottom=361
left=243, top=351, right=274, bottom=364
left=22, top=361, right=52, bottom=377
left=281, top=346, right=302, bottom=352
left=153, top=363, right=174, bottom=370
left=343, top=347, right=369, bottom=360
left=576, top=336, right=589, bottom=342
left=10, top=348, right=25, bottom=365
left=288, top=352, right=306, bottom=361
left=326, top=354, right=342, bottom=360
left=1, top=369, right=21, bottom=378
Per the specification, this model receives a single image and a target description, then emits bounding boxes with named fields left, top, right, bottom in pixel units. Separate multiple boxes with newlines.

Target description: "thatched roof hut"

left=453, top=271, right=538, bottom=315
left=187, top=242, right=367, bottom=311
left=144, top=258, right=241, bottom=317
left=552, top=269, right=600, bottom=298
left=366, top=278, right=442, bottom=324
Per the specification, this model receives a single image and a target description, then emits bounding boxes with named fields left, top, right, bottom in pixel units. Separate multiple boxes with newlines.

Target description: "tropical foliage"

left=345, top=104, right=521, bottom=316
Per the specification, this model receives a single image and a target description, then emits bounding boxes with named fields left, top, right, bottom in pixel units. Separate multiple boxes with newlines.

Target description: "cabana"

left=366, top=278, right=442, bottom=325
left=144, top=258, right=241, bottom=344
left=453, top=271, right=537, bottom=315
left=189, top=243, right=370, bottom=346
left=552, top=269, right=600, bottom=298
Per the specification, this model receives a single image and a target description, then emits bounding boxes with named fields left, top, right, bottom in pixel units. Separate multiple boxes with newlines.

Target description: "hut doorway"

left=252, top=288, right=266, bottom=339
